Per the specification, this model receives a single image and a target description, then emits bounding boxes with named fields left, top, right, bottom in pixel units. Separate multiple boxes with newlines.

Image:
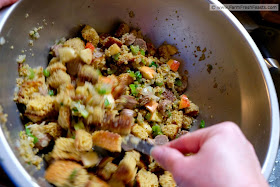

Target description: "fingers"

left=151, top=146, right=185, bottom=173
left=167, top=121, right=239, bottom=154
left=0, top=0, right=18, bottom=9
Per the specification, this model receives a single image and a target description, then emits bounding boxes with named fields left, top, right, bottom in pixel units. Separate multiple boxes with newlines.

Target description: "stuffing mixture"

left=14, top=23, right=199, bottom=187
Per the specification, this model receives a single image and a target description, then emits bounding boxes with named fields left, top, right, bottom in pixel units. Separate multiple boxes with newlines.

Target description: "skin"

left=0, top=0, right=17, bottom=9
left=151, top=122, right=269, bottom=187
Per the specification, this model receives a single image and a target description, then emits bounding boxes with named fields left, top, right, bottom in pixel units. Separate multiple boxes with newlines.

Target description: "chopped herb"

left=25, top=126, right=38, bottom=144
left=152, top=125, right=162, bottom=136
left=127, top=70, right=135, bottom=78
left=112, top=53, right=120, bottom=61
left=140, top=49, right=145, bottom=56
left=60, top=102, right=64, bottom=106
left=200, top=120, right=205, bottom=128
left=71, top=135, right=75, bottom=139
left=130, top=45, right=140, bottom=55
left=69, top=169, right=78, bottom=182
left=175, top=79, right=182, bottom=86
left=129, top=84, right=138, bottom=95
left=30, top=135, right=38, bottom=144
left=145, top=113, right=152, bottom=120
left=107, top=68, right=116, bottom=75
left=156, top=82, right=164, bottom=86
left=71, top=101, right=89, bottom=119
left=104, top=98, right=110, bottom=107
left=97, top=84, right=112, bottom=95
left=43, top=69, right=50, bottom=77
left=74, top=121, right=85, bottom=130
left=28, top=68, right=35, bottom=79
left=167, top=111, right=172, bottom=117
left=80, top=110, right=89, bottom=118
left=72, top=108, right=78, bottom=112
left=149, top=61, right=158, bottom=68
left=141, top=58, right=146, bottom=64
left=96, top=69, right=102, bottom=76
left=48, top=90, right=54, bottom=96
left=135, top=71, right=142, bottom=82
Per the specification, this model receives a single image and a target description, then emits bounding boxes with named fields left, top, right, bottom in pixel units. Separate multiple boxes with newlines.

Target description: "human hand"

left=0, top=0, right=17, bottom=9
left=151, top=122, right=268, bottom=187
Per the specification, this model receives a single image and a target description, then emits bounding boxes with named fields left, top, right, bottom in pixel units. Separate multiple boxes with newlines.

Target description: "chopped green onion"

left=69, top=169, right=77, bottom=182
left=149, top=61, right=158, bottom=68
left=98, top=89, right=107, bottom=95
left=112, top=53, right=120, bottom=61
left=104, top=98, right=110, bottom=107
left=140, top=49, right=145, bottom=56
left=145, top=113, right=152, bottom=120
left=130, top=45, right=140, bottom=55
left=135, top=71, right=142, bottom=82
left=30, top=135, right=38, bottom=144
left=97, top=84, right=112, bottom=95
left=43, top=69, right=50, bottom=77
left=25, top=126, right=38, bottom=144
left=129, top=84, right=138, bottom=95
left=29, top=68, right=35, bottom=79
left=107, top=68, right=116, bottom=75
left=72, top=108, right=78, bottom=113
left=71, top=135, right=76, bottom=139
left=96, top=69, right=102, bottom=76
left=156, top=82, right=164, bottom=86
left=175, top=79, right=183, bottom=86
left=127, top=70, right=135, bottom=78
left=167, top=111, right=172, bottom=117
left=152, top=125, right=162, bottom=136
left=200, top=120, right=205, bottom=128
left=74, top=121, right=85, bottom=130
left=141, top=58, right=146, bottom=65
left=48, top=90, right=54, bottom=96
left=71, top=101, right=89, bottom=119
left=81, top=109, right=89, bottom=119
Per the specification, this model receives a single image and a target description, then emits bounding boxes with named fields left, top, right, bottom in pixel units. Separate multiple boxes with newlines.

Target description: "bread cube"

left=45, top=160, right=89, bottom=187
left=52, top=138, right=81, bottom=161
left=47, top=70, right=71, bottom=88
left=87, top=174, right=109, bottom=187
left=81, top=152, right=100, bottom=168
left=105, top=43, right=121, bottom=57
left=63, top=37, right=85, bottom=53
left=92, top=131, right=122, bottom=152
left=159, top=171, right=176, bottom=187
left=58, top=47, right=77, bottom=64
left=131, top=124, right=149, bottom=140
left=75, top=129, right=93, bottom=152
left=136, top=169, right=158, bottom=187
left=82, top=25, right=100, bottom=46
left=161, top=125, right=179, bottom=140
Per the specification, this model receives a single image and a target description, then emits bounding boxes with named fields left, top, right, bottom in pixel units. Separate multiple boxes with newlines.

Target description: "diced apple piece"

left=79, top=48, right=93, bottom=64
left=139, top=66, right=156, bottom=80
left=58, top=47, right=77, bottom=64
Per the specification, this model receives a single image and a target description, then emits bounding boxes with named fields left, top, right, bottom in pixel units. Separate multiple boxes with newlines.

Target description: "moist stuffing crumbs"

left=14, top=23, right=200, bottom=187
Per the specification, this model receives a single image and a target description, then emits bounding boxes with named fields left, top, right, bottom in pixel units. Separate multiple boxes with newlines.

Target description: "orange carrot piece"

left=179, top=94, right=190, bottom=109
left=85, top=42, right=95, bottom=52
left=167, top=59, right=180, bottom=72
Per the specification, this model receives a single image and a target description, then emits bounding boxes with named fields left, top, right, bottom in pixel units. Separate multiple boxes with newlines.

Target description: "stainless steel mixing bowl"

left=0, top=0, right=279, bottom=186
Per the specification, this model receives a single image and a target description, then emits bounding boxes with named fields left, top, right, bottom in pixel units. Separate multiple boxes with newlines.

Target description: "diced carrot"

left=85, top=42, right=95, bottom=52
left=139, top=66, right=156, bottom=79
left=167, top=59, right=180, bottom=72
left=179, top=94, right=190, bottom=109
left=145, top=100, right=159, bottom=113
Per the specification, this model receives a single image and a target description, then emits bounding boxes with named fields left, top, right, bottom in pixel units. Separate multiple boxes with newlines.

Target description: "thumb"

left=151, top=146, right=184, bottom=173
